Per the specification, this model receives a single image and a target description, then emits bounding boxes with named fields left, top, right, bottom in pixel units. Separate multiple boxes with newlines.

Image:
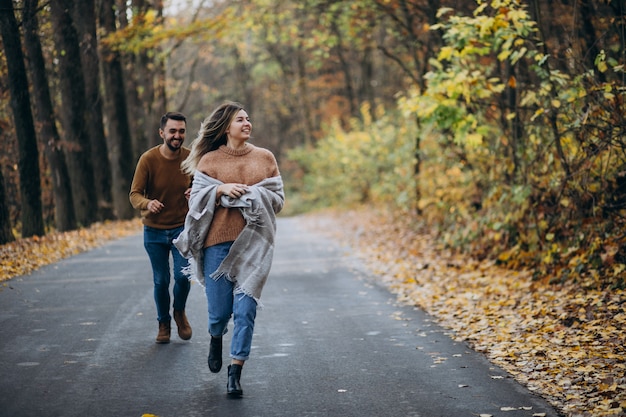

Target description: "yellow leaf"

left=531, top=108, right=544, bottom=121
left=498, top=49, right=512, bottom=61
left=466, top=133, right=483, bottom=147
left=438, top=46, right=454, bottom=61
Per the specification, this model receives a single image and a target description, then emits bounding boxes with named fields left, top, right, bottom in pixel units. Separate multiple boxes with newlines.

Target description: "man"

left=129, top=112, right=193, bottom=344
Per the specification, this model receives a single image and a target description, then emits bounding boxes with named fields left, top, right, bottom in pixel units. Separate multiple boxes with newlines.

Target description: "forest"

left=2, top=0, right=625, bottom=289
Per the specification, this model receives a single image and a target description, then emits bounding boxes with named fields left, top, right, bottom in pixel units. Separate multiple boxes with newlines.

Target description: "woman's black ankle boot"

left=208, top=336, right=222, bottom=373
left=227, top=364, right=243, bottom=398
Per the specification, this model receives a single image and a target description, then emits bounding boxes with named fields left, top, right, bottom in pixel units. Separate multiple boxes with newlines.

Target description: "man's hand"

left=147, top=199, right=164, bottom=214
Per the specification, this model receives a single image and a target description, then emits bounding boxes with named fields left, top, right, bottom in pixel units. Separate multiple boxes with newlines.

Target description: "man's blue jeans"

left=203, top=242, right=258, bottom=361
left=143, top=225, right=190, bottom=323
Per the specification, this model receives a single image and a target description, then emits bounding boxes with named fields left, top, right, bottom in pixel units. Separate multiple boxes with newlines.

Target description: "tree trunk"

left=72, top=0, right=115, bottom=221
left=359, top=45, right=376, bottom=114
left=99, top=0, right=136, bottom=220
left=49, top=0, right=99, bottom=227
left=128, top=0, right=166, bottom=150
left=578, top=0, right=605, bottom=82
left=118, top=0, right=150, bottom=161
left=0, top=0, right=45, bottom=238
left=330, top=16, right=358, bottom=118
left=22, top=0, right=77, bottom=232
left=0, top=159, right=14, bottom=244
left=151, top=2, right=168, bottom=131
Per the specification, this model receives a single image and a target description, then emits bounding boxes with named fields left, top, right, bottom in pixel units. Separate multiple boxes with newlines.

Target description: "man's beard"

left=166, top=139, right=182, bottom=152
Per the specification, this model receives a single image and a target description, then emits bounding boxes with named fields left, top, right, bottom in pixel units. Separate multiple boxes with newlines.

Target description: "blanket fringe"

left=241, top=207, right=263, bottom=226
left=181, top=258, right=205, bottom=287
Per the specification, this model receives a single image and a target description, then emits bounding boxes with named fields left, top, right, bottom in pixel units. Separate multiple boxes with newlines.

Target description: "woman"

left=174, top=102, right=284, bottom=398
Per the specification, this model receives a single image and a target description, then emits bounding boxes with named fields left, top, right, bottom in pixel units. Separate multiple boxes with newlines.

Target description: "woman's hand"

left=218, top=183, right=249, bottom=199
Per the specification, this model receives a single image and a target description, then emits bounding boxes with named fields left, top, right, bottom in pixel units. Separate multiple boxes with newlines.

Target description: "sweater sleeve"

left=129, top=154, right=150, bottom=211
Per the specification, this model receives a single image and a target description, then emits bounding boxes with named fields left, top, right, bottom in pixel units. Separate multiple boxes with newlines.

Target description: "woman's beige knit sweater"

left=197, top=143, right=280, bottom=247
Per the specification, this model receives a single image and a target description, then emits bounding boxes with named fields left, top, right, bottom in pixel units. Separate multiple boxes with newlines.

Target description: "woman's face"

left=226, top=109, right=252, bottom=142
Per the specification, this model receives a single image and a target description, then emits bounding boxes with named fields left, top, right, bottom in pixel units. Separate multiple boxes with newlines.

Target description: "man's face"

left=160, top=119, right=186, bottom=151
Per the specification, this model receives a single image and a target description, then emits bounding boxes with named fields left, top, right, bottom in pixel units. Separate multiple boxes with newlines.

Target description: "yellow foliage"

left=0, top=220, right=142, bottom=282
left=466, top=133, right=483, bottom=147
left=438, top=46, right=455, bottom=61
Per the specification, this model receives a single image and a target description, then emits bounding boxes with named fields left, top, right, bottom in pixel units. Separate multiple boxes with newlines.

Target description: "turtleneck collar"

left=219, top=143, right=253, bottom=156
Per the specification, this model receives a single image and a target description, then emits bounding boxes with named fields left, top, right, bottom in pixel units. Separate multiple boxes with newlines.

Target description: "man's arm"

left=129, top=157, right=151, bottom=211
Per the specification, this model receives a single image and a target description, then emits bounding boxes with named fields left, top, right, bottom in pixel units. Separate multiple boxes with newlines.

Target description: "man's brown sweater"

left=129, top=145, right=191, bottom=229
left=197, top=143, right=280, bottom=247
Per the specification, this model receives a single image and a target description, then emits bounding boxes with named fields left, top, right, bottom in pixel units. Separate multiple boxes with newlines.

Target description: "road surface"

left=0, top=216, right=560, bottom=417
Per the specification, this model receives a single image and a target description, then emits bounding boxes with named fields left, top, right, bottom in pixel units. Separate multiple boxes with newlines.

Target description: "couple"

left=129, top=102, right=285, bottom=398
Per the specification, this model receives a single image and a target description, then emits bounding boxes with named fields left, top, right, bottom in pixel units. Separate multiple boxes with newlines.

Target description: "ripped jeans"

left=203, top=241, right=258, bottom=361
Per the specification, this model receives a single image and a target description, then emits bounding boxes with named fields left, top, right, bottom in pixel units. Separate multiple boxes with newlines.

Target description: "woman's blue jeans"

left=203, top=242, right=258, bottom=361
left=143, top=225, right=190, bottom=323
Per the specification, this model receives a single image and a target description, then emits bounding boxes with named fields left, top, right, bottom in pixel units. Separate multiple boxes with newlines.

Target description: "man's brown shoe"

left=173, top=310, right=192, bottom=340
left=156, top=321, right=171, bottom=344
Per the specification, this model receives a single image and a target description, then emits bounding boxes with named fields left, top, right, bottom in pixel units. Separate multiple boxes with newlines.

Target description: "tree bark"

left=0, top=0, right=45, bottom=238
left=49, top=0, right=99, bottom=227
left=148, top=1, right=167, bottom=144
left=0, top=154, right=14, bottom=244
left=118, top=0, right=150, bottom=161
left=99, top=0, right=136, bottom=220
left=22, top=0, right=77, bottom=232
left=72, top=0, right=115, bottom=221
left=578, top=0, right=605, bottom=82
left=330, top=15, right=358, bottom=118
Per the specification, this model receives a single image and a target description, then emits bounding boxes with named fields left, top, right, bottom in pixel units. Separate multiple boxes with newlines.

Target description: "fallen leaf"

left=303, top=209, right=626, bottom=417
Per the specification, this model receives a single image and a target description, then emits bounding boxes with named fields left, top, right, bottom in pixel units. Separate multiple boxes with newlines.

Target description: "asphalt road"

left=0, top=216, right=561, bottom=417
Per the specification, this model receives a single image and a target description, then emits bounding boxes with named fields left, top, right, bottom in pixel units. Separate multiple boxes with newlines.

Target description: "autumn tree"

left=112, top=0, right=149, bottom=161
left=72, top=0, right=115, bottom=221
left=49, top=0, right=99, bottom=227
left=0, top=166, right=12, bottom=243
left=0, top=0, right=45, bottom=238
left=22, top=0, right=77, bottom=232
left=117, top=0, right=167, bottom=158
left=99, top=0, right=135, bottom=220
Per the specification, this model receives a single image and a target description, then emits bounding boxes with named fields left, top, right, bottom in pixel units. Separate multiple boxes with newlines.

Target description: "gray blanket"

left=173, top=171, right=284, bottom=301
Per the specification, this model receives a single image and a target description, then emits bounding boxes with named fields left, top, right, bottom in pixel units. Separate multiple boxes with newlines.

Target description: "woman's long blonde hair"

left=181, top=101, right=245, bottom=175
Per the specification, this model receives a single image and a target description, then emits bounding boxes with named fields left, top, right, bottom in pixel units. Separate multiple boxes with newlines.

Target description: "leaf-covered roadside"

left=0, top=219, right=142, bottom=283
left=304, top=208, right=625, bottom=417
